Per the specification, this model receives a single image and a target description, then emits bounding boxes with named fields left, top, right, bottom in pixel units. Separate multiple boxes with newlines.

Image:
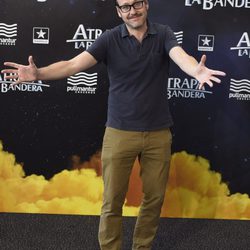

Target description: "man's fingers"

left=198, top=82, right=204, bottom=90
left=199, top=76, right=222, bottom=89
left=1, top=69, right=18, bottom=74
left=3, top=62, right=20, bottom=69
left=210, top=76, right=221, bottom=83
left=199, top=80, right=213, bottom=89
left=212, top=70, right=226, bottom=76
left=28, top=55, right=35, bottom=66
left=206, top=80, right=213, bottom=87
left=4, top=74, right=18, bottom=80
left=200, top=54, right=206, bottom=65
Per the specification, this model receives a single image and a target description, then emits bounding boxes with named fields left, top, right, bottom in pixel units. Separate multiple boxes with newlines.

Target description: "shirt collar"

left=121, top=20, right=157, bottom=38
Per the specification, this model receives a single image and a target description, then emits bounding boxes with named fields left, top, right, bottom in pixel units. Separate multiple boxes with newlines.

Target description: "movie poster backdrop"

left=0, top=0, right=250, bottom=219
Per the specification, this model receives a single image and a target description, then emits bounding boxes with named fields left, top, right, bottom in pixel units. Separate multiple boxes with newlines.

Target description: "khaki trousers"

left=99, top=127, right=172, bottom=250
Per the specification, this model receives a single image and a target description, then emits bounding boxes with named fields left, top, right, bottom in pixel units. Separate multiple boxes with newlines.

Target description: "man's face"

left=116, top=0, right=149, bottom=30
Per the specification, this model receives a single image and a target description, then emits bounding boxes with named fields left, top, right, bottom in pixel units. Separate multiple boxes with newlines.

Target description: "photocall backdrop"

left=0, top=0, right=250, bottom=219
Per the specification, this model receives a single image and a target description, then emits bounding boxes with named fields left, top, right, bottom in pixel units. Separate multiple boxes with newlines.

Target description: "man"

left=2, top=0, right=226, bottom=249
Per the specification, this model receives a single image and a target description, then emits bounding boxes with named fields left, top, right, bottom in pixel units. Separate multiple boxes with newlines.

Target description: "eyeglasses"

left=116, top=1, right=144, bottom=13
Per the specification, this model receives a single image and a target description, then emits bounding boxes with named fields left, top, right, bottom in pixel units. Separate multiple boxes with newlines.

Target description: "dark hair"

left=115, top=0, right=147, bottom=6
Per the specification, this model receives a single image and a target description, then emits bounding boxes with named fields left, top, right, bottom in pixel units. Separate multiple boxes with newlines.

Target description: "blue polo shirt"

left=87, top=21, right=179, bottom=131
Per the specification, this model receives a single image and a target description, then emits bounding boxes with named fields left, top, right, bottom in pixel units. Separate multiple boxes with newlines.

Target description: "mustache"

left=128, top=13, right=143, bottom=19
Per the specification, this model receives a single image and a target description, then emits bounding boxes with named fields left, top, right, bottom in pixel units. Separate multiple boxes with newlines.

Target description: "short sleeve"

left=86, top=30, right=109, bottom=63
left=164, top=26, right=180, bottom=54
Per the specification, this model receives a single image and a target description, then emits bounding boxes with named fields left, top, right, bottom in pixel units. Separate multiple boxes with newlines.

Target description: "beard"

left=123, top=13, right=147, bottom=30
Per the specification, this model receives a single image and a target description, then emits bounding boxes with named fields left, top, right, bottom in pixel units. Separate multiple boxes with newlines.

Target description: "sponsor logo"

left=33, top=27, right=49, bottom=44
left=230, top=32, right=250, bottom=58
left=198, top=35, right=214, bottom=51
left=185, top=0, right=250, bottom=10
left=66, top=24, right=103, bottom=49
left=67, top=72, right=97, bottom=94
left=0, top=23, right=17, bottom=46
left=174, top=31, right=184, bottom=44
left=167, top=77, right=213, bottom=99
left=0, top=73, right=50, bottom=93
left=229, top=78, right=250, bottom=100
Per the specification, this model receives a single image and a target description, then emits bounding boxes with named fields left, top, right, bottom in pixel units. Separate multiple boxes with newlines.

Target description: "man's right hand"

left=1, top=56, right=38, bottom=84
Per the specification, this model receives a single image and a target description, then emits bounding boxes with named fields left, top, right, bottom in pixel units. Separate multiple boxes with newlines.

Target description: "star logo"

left=198, top=35, right=215, bottom=52
left=202, top=37, right=211, bottom=46
left=37, top=29, right=46, bottom=38
left=33, top=27, right=50, bottom=44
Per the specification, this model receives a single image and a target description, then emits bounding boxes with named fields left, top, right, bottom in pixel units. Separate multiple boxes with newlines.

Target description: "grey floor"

left=0, top=213, right=249, bottom=250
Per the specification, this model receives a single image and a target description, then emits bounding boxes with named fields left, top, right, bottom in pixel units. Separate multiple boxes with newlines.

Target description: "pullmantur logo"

left=66, top=24, right=103, bottom=50
left=174, top=31, right=184, bottom=45
left=185, top=0, right=250, bottom=10
left=67, top=72, right=97, bottom=94
left=230, top=32, right=250, bottom=58
left=0, top=73, right=50, bottom=93
left=167, top=77, right=213, bottom=99
left=0, top=23, right=17, bottom=46
left=229, top=78, right=250, bottom=101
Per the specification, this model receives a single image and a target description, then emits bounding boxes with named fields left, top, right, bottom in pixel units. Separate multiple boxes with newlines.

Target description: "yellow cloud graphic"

left=0, top=142, right=249, bottom=219
left=0, top=142, right=138, bottom=216
left=162, top=152, right=250, bottom=219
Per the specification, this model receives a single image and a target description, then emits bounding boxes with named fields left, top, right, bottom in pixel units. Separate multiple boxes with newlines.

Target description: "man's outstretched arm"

left=169, top=46, right=226, bottom=89
left=1, top=51, right=98, bottom=84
